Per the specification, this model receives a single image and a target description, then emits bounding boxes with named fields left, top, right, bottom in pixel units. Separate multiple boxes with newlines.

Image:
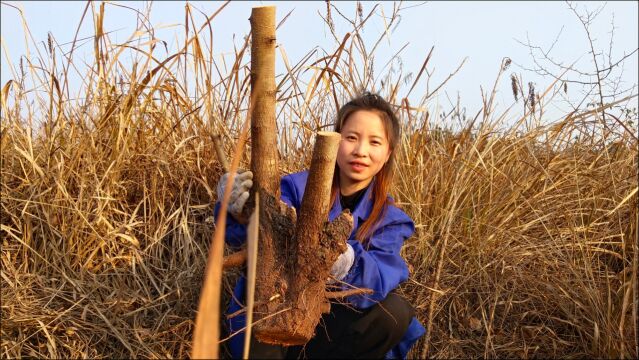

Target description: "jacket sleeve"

left=342, top=211, right=415, bottom=309
left=213, top=202, right=247, bottom=249
left=279, top=174, right=302, bottom=209
left=214, top=173, right=302, bottom=249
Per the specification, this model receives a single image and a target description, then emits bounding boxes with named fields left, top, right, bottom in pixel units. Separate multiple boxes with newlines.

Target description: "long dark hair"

left=331, top=92, right=401, bottom=243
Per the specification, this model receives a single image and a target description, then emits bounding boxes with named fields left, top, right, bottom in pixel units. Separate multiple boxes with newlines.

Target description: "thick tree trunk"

left=229, top=5, right=356, bottom=347
left=295, top=132, right=342, bottom=250
left=245, top=7, right=289, bottom=345
left=252, top=133, right=353, bottom=345
left=249, top=6, right=278, bottom=198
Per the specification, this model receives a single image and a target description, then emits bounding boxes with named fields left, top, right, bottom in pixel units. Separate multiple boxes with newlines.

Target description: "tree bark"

left=249, top=6, right=279, bottom=198
left=245, top=7, right=290, bottom=346
left=253, top=132, right=353, bottom=345
left=295, top=132, right=342, bottom=250
left=229, top=5, right=355, bottom=347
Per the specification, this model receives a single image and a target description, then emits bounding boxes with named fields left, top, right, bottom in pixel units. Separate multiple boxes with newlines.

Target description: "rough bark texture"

left=252, top=133, right=353, bottom=345
left=295, top=132, right=342, bottom=249
left=226, top=6, right=355, bottom=347
left=245, top=6, right=289, bottom=345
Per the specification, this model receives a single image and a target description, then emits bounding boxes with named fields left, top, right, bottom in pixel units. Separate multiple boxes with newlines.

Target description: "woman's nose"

left=353, top=141, right=368, bottom=156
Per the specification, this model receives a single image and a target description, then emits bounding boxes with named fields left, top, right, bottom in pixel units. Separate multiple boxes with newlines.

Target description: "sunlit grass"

left=1, top=2, right=637, bottom=358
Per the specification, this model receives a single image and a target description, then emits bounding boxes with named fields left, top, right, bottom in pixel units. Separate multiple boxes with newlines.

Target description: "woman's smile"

left=349, top=160, right=369, bottom=172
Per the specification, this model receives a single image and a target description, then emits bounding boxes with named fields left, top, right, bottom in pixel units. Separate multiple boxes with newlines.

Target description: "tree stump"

left=226, top=5, right=356, bottom=347
left=252, top=132, right=353, bottom=345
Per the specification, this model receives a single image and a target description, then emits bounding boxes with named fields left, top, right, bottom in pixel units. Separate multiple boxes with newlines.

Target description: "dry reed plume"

left=1, top=2, right=637, bottom=359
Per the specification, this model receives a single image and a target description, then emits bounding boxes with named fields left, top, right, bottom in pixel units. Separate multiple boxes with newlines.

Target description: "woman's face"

left=336, top=110, right=391, bottom=195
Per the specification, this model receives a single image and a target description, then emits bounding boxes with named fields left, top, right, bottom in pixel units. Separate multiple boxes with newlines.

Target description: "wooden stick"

left=243, top=193, right=259, bottom=359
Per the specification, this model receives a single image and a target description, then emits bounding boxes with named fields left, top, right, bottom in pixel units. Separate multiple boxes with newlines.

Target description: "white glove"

left=330, top=244, right=354, bottom=281
left=216, top=170, right=253, bottom=220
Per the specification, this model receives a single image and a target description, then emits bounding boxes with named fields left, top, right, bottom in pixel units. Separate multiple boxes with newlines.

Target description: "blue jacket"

left=218, top=170, right=425, bottom=359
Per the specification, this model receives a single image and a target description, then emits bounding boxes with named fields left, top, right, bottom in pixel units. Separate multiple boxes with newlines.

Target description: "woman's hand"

left=330, top=244, right=354, bottom=281
left=216, top=170, right=253, bottom=222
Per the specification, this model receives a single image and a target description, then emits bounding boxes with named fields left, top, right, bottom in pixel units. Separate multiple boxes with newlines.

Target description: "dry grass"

left=396, top=121, right=637, bottom=358
left=1, top=2, right=637, bottom=359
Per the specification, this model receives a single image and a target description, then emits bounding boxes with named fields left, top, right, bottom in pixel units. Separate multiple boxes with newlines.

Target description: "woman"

left=215, top=92, right=425, bottom=359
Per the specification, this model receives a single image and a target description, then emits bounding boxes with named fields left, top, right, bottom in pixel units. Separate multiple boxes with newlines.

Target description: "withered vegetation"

left=1, top=2, right=637, bottom=359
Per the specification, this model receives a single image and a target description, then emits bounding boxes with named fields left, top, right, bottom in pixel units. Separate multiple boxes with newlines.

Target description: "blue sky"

left=1, top=1, right=637, bottom=123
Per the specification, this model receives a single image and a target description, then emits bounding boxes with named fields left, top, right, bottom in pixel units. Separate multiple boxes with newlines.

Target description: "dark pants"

left=248, top=293, right=414, bottom=359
